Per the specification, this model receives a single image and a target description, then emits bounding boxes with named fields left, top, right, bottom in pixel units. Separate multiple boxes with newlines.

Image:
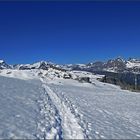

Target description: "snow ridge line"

left=42, top=83, right=86, bottom=139
left=35, top=87, right=63, bottom=139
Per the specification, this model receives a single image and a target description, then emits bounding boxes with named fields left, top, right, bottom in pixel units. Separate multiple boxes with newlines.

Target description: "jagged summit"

left=0, top=60, right=4, bottom=63
left=12, top=60, right=65, bottom=72
left=13, top=61, right=53, bottom=70
left=0, top=59, right=11, bottom=69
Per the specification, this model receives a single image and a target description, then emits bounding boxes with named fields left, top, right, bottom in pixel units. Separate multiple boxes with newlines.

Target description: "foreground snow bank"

left=0, top=70, right=39, bottom=80
left=0, top=76, right=43, bottom=139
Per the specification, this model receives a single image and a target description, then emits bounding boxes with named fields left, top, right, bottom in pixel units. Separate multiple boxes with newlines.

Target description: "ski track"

left=36, top=87, right=62, bottom=139
left=39, top=78, right=87, bottom=139
left=49, top=86, right=91, bottom=139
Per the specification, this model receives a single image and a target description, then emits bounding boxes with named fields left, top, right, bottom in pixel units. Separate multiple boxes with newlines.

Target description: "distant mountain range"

left=0, top=57, right=140, bottom=74
left=62, top=57, right=140, bottom=73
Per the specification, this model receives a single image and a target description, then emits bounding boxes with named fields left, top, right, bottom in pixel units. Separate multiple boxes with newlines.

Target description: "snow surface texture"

left=126, top=60, right=140, bottom=68
left=0, top=69, right=140, bottom=139
left=0, top=76, right=42, bottom=139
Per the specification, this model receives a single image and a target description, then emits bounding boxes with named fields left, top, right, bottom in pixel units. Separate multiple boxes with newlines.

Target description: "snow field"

left=0, top=69, right=140, bottom=139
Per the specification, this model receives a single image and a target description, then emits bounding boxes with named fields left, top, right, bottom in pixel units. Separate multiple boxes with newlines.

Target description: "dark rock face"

left=50, top=65, right=67, bottom=72
left=38, top=62, right=49, bottom=70
left=104, top=58, right=126, bottom=72
left=76, top=77, right=91, bottom=83
left=98, top=71, right=140, bottom=91
left=87, top=61, right=104, bottom=71
left=63, top=74, right=72, bottom=79
left=19, top=66, right=31, bottom=70
left=127, top=67, right=140, bottom=73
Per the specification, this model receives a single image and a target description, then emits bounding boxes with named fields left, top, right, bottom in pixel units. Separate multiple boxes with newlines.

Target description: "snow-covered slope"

left=0, top=69, right=140, bottom=139
left=126, top=59, right=140, bottom=69
left=49, top=78, right=140, bottom=139
left=0, top=69, right=38, bottom=80
left=0, top=76, right=42, bottom=139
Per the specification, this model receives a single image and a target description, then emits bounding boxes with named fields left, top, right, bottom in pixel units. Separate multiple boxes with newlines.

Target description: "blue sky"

left=0, top=1, right=140, bottom=64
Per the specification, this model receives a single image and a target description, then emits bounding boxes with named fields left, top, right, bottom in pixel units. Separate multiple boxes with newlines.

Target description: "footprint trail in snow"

left=36, top=78, right=88, bottom=139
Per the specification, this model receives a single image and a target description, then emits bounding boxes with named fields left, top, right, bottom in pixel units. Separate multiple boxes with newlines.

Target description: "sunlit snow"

left=0, top=69, right=140, bottom=139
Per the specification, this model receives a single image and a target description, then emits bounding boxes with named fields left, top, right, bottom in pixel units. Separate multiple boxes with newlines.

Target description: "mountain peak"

left=0, top=60, right=4, bottom=63
left=0, top=60, right=11, bottom=69
left=115, top=57, right=125, bottom=62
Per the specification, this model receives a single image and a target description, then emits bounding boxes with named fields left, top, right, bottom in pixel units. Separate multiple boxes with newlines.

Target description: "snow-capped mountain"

left=65, top=57, right=140, bottom=73
left=1, top=57, right=140, bottom=73
left=13, top=61, right=51, bottom=70
left=0, top=60, right=12, bottom=69
left=13, top=61, right=65, bottom=71
left=126, top=58, right=140, bottom=70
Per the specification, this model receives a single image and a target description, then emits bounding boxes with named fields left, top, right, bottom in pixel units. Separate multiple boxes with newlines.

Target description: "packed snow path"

left=35, top=86, right=63, bottom=139
left=39, top=78, right=88, bottom=139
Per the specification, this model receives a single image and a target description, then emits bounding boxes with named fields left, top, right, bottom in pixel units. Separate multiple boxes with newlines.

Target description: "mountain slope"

left=0, top=70, right=140, bottom=139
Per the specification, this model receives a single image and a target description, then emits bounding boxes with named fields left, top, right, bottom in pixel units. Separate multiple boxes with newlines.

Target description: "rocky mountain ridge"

left=64, top=57, right=140, bottom=73
left=0, top=57, right=140, bottom=74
